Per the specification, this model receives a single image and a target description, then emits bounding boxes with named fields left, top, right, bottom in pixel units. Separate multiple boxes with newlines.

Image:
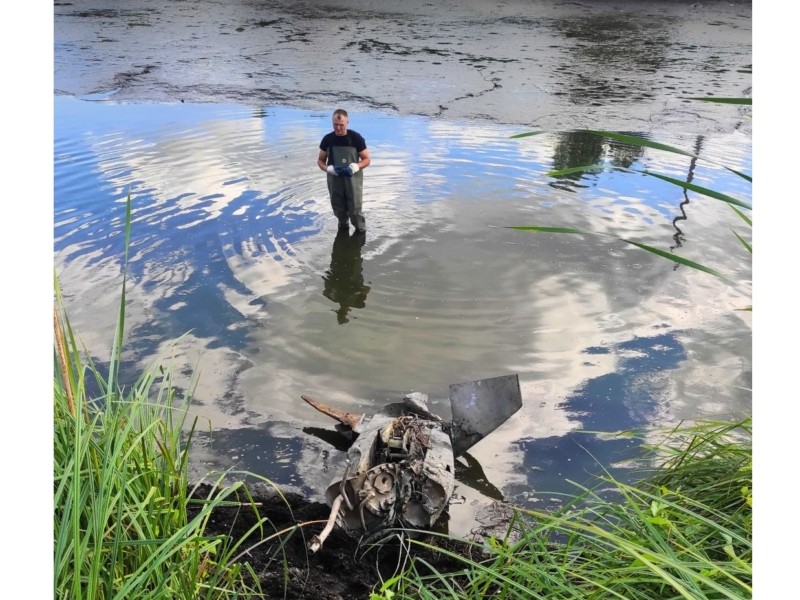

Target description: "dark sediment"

left=189, top=483, right=483, bottom=599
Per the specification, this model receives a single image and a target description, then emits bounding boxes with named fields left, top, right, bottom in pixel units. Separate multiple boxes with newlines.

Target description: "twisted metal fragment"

left=309, top=493, right=345, bottom=553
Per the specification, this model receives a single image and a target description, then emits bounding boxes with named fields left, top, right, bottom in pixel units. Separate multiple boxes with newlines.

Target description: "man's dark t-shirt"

left=319, top=130, right=367, bottom=165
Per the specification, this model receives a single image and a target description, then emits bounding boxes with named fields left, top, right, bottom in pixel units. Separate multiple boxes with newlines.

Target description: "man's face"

left=332, top=114, right=348, bottom=135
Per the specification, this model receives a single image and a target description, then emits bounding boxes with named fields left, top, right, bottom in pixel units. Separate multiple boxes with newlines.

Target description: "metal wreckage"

left=301, top=374, right=522, bottom=552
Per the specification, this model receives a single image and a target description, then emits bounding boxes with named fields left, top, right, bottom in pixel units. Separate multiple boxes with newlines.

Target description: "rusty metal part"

left=301, top=394, right=365, bottom=430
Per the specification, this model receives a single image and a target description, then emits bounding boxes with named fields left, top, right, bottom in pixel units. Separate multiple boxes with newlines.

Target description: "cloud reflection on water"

left=54, top=98, right=751, bottom=533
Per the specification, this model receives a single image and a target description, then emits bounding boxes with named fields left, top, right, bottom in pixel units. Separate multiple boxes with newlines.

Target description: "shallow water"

left=54, top=0, right=752, bottom=536
left=54, top=97, right=751, bottom=534
left=55, top=0, right=752, bottom=133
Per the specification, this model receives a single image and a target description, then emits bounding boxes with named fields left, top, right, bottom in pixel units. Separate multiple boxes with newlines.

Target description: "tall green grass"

left=373, top=418, right=752, bottom=599
left=53, top=196, right=291, bottom=599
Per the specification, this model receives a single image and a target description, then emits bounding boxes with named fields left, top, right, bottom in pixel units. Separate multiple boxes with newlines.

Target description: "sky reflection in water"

left=54, top=97, right=751, bottom=534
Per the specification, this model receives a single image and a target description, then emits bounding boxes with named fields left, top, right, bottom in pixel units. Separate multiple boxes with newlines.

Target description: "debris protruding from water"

left=303, top=393, right=454, bottom=552
left=301, top=374, right=523, bottom=552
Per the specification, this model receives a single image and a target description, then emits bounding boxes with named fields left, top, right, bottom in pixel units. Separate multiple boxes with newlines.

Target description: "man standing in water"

left=317, top=109, right=371, bottom=233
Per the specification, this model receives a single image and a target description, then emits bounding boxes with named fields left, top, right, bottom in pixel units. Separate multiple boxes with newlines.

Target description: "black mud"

left=190, top=483, right=483, bottom=599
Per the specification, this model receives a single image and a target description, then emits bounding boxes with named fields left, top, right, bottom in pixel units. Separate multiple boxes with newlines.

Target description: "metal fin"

left=448, top=374, right=522, bottom=456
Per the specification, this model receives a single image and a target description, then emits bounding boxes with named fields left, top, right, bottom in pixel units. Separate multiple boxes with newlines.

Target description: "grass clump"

left=53, top=197, right=280, bottom=599
left=374, top=418, right=752, bottom=599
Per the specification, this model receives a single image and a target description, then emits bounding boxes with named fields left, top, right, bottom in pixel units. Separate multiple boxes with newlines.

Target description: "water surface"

left=54, top=0, right=752, bottom=536
left=54, top=98, right=751, bottom=535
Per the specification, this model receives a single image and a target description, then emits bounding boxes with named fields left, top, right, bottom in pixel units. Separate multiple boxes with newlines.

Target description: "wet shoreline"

left=55, top=0, right=752, bottom=134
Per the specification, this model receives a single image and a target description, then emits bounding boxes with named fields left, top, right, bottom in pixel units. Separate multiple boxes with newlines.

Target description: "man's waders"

left=327, top=144, right=366, bottom=232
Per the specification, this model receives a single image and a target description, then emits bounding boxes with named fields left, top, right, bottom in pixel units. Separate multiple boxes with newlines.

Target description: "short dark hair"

left=333, top=108, right=348, bottom=119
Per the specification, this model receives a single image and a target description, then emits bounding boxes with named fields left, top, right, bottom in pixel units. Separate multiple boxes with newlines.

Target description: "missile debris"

left=302, top=374, right=522, bottom=552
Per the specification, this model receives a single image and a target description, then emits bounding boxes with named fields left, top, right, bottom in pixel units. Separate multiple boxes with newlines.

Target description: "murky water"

left=55, top=0, right=752, bottom=133
left=54, top=0, right=752, bottom=536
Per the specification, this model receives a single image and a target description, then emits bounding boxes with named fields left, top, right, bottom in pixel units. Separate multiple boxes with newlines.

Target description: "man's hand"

left=326, top=165, right=337, bottom=176
left=334, top=166, right=352, bottom=177
left=348, top=163, right=360, bottom=175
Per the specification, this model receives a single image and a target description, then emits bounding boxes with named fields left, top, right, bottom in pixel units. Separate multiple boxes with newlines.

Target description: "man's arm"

left=317, top=149, right=328, bottom=171
left=355, top=148, right=371, bottom=170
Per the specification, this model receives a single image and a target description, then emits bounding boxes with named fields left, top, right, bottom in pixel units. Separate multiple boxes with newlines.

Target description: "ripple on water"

left=54, top=97, right=751, bottom=535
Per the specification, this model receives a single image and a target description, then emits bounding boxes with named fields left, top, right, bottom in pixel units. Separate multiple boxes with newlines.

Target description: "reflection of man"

left=322, top=229, right=371, bottom=324
left=317, top=108, right=371, bottom=233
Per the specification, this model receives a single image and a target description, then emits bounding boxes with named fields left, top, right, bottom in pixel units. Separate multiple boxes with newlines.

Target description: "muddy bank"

left=54, top=0, right=751, bottom=134
left=190, top=482, right=484, bottom=599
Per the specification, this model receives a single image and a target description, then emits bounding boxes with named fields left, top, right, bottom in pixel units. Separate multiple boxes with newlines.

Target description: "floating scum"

left=300, top=374, right=523, bottom=552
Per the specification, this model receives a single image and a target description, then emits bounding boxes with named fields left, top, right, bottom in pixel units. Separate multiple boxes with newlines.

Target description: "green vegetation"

left=53, top=198, right=289, bottom=599
left=54, top=106, right=752, bottom=598
left=508, top=126, right=752, bottom=281
left=374, top=106, right=752, bottom=598
left=373, top=418, right=752, bottom=599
